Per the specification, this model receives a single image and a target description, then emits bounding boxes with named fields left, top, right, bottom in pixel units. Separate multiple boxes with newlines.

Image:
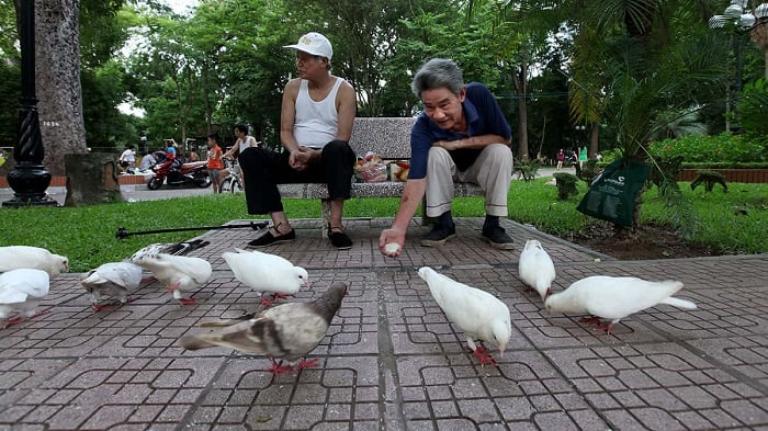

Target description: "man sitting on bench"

left=239, top=32, right=357, bottom=249
left=379, top=58, right=515, bottom=256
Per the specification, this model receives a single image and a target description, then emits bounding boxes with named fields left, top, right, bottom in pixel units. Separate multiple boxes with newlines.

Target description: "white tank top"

left=293, top=78, right=342, bottom=148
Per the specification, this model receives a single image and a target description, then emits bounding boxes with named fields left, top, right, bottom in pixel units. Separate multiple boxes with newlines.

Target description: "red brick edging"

left=677, top=169, right=768, bottom=183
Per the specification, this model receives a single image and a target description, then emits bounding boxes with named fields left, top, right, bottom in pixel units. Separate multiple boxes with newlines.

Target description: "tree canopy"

left=0, top=0, right=765, bottom=158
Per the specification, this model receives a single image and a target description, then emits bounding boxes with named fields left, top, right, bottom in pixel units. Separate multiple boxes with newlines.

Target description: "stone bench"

left=277, top=117, right=483, bottom=199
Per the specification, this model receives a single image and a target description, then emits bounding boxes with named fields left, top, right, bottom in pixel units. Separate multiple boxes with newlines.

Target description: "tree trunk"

left=589, top=122, right=599, bottom=159
left=64, top=152, right=123, bottom=206
left=515, top=62, right=529, bottom=161
left=35, top=0, right=87, bottom=175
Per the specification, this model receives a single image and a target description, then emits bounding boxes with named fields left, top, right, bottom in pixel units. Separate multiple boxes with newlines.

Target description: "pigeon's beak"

left=305, top=280, right=312, bottom=289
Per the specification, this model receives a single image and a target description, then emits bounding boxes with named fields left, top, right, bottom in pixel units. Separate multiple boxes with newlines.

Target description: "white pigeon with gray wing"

left=0, top=246, right=68, bottom=275
left=0, top=269, right=50, bottom=326
left=418, top=267, right=511, bottom=365
left=518, top=239, right=556, bottom=300
left=129, top=239, right=209, bottom=263
left=544, top=275, right=697, bottom=334
left=179, top=282, right=347, bottom=374
left=222, top=248, right=309, bottom=306
left=81, top=262, right=144, bottom=309
left=133, top=253, right=212, bottom=305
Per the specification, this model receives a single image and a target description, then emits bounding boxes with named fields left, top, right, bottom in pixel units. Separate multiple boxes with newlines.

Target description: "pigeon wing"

left=581, top=277, right=684, bottom=320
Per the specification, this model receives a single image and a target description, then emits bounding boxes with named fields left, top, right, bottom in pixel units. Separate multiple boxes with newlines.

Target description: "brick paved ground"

left=2, top=217, right=768, bottom=430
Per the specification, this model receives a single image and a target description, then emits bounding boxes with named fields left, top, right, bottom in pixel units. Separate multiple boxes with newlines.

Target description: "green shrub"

left=553, top=172, right=579, bottom=200
left=650, top=133, right=768, bottom=163
left=739, top=79, right=768, bottom=136
left=514, top=159, right=540, bottom=182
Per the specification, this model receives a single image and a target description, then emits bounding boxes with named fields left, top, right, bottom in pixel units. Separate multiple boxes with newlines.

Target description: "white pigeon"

left=418, top=267, right=511, bottom=365
left=179, top=282, right=348, bottom=375
left=134, top=253, right=212, bottom=305
left=0, top=268, right=50, bottom=328
left=518, top=239, right=556, bottom=300
left=544, top=276, right=697, bottom=334
left=222, top=248, right=309, bottom=307
left=0, top=246, right=68, bottom=275
left=81, top=262, right=144, bottom=311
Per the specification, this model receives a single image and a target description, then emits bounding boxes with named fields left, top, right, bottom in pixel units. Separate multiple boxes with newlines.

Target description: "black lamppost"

left=709, top=1, right=768, bottom=132
left=2, top=0, right=57, bottom=207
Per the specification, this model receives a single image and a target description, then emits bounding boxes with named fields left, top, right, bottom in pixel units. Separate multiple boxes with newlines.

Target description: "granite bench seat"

left=278, top=181, right=483, bottom=199
left=278, top=117, right=485, bottom=200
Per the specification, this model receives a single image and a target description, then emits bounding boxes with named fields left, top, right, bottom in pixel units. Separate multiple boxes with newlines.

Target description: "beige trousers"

left=425, top=143, right=513, bottom=217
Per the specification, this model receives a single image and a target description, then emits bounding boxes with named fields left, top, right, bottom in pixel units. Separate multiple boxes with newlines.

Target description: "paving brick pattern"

left=1, top=218, right=768, bottom=430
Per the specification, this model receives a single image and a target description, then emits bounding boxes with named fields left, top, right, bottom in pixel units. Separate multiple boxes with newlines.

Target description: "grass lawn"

left=1, top=179, right=766, bottom=272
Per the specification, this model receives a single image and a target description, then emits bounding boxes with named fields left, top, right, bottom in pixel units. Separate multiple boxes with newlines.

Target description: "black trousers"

left=239, top=140, right=356, bottom=215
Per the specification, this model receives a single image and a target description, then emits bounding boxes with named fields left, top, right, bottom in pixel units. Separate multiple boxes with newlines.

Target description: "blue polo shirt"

left=409, top=82, right=511, bottom=179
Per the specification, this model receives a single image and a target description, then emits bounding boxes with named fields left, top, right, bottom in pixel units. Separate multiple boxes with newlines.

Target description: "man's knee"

left=428, top=146, right=452, bottom=167
left=486, top=144, right=513, bottom=167
left=322, top=140, right=353, bottom=155
left=238, top=147, right=268, bottom=167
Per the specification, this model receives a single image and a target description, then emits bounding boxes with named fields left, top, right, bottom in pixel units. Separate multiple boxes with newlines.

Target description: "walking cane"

left=116, top=221, right=269, bottom=239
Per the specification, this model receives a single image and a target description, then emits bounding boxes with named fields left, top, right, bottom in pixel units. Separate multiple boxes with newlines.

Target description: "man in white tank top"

left=239, top=32, right=357, bottom=249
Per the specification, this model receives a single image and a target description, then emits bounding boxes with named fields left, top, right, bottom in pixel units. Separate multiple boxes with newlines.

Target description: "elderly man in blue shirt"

left=379, top=58, right=514, bottom=256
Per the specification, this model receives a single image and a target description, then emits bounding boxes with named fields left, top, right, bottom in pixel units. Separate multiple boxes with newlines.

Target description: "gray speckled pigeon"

left=179, top=282, right=347, bottom=374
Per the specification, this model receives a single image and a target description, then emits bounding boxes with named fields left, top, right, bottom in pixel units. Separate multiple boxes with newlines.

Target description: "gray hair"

left=411, top=58, right=464, bottom=98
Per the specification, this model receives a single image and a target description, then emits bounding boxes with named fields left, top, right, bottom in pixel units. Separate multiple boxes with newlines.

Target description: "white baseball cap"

left=283, top=32, right=333, bottom=60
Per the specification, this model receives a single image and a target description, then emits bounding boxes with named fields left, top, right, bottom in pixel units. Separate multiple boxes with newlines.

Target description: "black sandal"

left=248, top=226, right=296, bottom=247
left=328, top=226, right=352, bottom=250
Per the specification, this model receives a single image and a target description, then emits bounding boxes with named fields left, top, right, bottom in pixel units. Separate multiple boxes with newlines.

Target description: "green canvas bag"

left=577, top=158, right=650, bottom=227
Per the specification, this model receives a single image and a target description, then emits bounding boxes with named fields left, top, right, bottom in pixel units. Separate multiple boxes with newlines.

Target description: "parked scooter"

left=147, top=158, right=211, bottom=190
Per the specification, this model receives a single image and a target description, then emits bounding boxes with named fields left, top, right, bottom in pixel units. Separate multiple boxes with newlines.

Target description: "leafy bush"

left=650, top=133, right=768, bottom=163
left=739, top=79, right=768, bottom=136
left=514, top=160, right=540, bottom=182
left=553, top=172, right=579, bottom=200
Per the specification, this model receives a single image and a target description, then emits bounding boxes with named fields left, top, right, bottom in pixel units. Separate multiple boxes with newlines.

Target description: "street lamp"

left=709, top=1, right=768, bottom=132
left=2, top=0, right=56, bottom=207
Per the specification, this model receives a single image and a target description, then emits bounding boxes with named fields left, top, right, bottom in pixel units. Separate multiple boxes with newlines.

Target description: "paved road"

left=1, top=217, right=767, bottom=430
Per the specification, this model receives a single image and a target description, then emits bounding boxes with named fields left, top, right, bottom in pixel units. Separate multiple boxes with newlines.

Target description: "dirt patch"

left=565, top=223, right=720, bottom=260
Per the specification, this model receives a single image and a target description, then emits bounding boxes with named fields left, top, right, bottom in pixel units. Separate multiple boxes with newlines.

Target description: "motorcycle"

left=147, top=158, right=211, bottom=190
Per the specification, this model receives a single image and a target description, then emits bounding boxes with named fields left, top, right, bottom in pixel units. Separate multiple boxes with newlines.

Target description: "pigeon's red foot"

left=2, top=316, right=25, bottom=329
left=91, top=303, right=114, bottom=313
left=179, top=298, right=197, bottom=306
left=267, top=359, right=293, bottom=375
left=579, top=316, right=603, bottom=327
left=271, top=293, right=292, bottom=301
left=259, top=297, right=273, bottom=307
left=598, top=321, right=615, bottom=335
left=297, top=358, right=320, bottom=369
left=472, top=346, right=497, bottom=366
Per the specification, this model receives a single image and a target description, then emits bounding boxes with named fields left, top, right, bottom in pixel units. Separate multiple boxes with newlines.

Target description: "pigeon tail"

left=178, top=335, right=218, bottom=350
left=660, top=297, right=697, bottom=310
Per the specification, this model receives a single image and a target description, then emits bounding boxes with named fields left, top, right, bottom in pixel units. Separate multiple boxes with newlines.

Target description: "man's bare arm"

left=280, top=79, right=301, bottom=153
left=335, top=81, right=356, bottom=142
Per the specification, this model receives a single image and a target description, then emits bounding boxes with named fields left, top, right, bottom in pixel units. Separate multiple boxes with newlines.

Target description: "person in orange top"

left=207, top=133, right=226, bottom=193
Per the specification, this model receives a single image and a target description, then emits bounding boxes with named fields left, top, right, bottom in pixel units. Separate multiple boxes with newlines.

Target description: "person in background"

left=119, top=145, right=136, bottom=171
left=207, top=133, right=225, bottom=193
left=556, top=148, right=565, bottom=171
left=578, top=146, right=588, bottom=168
left=224, top=125, right=259, bottom=161
left=188, top=150, right=200, bottom=162
left=138, top=151, right=157, bottom=171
